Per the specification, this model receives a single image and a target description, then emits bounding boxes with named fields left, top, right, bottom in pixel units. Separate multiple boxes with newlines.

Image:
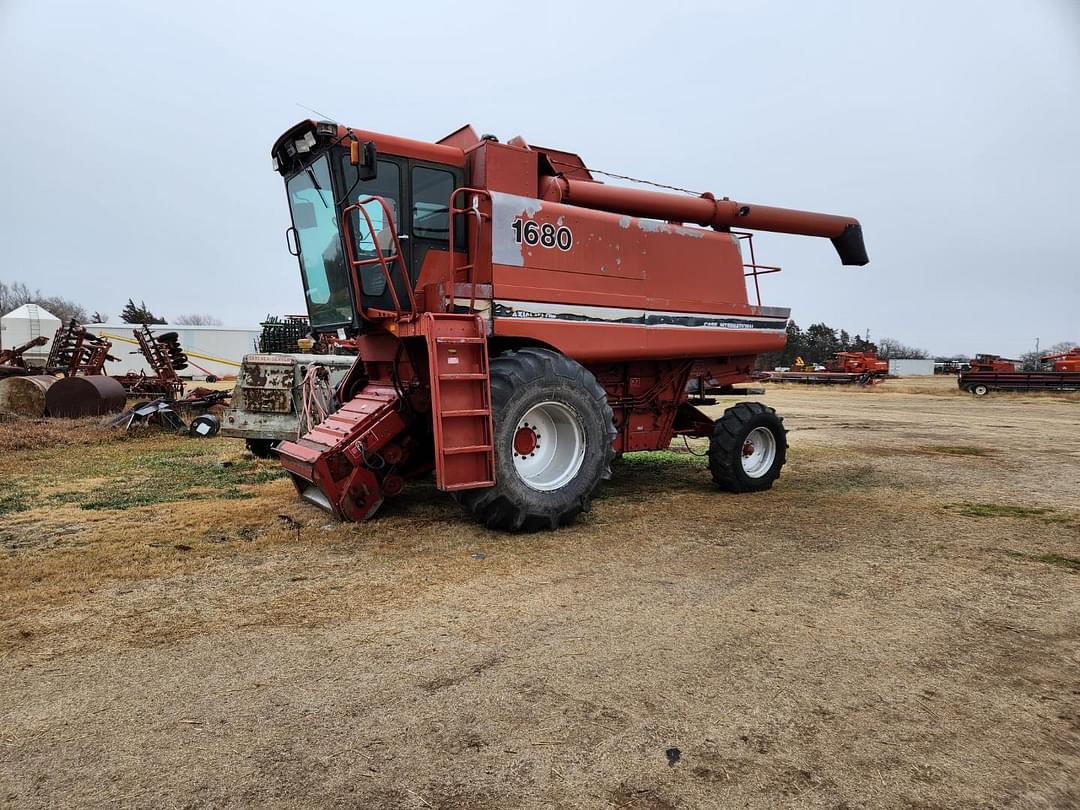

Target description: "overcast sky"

left=1, top=0, right=1077, bottom=356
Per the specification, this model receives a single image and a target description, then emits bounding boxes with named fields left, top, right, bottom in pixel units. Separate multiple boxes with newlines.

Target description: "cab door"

left=338, top=155, right=413, bottom=312
left=406, top=161, right=465, bottom=299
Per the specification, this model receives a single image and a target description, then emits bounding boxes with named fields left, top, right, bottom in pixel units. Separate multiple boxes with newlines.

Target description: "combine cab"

left=268, top=120, right=868, bottom=529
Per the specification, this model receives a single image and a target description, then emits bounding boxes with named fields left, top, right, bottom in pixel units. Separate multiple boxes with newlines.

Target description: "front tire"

left=709, top=402, right=787, bottom=492
left=457, top=348, right=616, bottom=531
left=971, top=384, right=989, bottom=397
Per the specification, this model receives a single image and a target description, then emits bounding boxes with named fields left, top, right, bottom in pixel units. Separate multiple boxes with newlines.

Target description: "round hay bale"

left=0, top=375, right=56, bottom=417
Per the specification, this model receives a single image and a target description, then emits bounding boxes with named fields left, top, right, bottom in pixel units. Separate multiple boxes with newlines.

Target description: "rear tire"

left=709, top=402, right=787, bottom=492
left=457, top=348, right=616, bottom=531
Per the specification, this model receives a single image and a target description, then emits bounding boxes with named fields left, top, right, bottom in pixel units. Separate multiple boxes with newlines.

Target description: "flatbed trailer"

left=958, top=370, right=1080, bottom=396
left=755, top=370, right=878, bottom=386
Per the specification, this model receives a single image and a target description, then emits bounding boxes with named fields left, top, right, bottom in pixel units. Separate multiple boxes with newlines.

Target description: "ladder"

left=27, top=305, right=40, bottom=341
left=424, top=313, right=495, bottom=491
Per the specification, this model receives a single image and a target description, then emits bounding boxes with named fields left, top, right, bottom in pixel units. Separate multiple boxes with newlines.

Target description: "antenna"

left=296, top=102, right=340, bottom=123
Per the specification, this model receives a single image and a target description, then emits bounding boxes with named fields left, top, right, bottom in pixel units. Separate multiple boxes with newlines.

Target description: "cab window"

left=338, top=157, right=402, bottom=297
left=411, top=166, right=454, bottom=241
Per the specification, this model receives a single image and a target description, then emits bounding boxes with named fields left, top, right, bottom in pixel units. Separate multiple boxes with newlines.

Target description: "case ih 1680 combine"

left=268, top=120, right=868, bottom=530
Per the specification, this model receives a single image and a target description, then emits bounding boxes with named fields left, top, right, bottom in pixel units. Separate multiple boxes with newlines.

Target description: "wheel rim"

left=741, top=426, right=777, bottom=478
left=511, top=401, right=586, bottom=491
left=974, top=385, right=988, bottom=396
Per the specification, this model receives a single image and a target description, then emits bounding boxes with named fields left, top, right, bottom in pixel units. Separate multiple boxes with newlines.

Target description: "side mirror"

left=350, top=140, right=377, bottom=180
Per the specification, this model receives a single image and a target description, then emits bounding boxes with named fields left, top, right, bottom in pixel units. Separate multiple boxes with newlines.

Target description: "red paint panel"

left=490, top=196, right=753, bottom=318
left=493, top=319, right=784, bottom=363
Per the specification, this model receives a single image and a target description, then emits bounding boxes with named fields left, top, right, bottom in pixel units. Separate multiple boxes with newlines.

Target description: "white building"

left=888, top=358, right=935, bottom=377
left=0, top=304, right=62, bottom=366
left=88, top=323, right=261, bottom=380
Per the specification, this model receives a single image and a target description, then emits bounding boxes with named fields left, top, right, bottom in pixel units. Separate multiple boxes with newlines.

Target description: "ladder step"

left=435, top=337, right=485, bottom=344
left=442, top=479, right=495, bottom=491
left=438, top=372, right=488, bottom=380
left=441, top=444, right=493, bottom=455
left=441, top=408, right=491, bottom=417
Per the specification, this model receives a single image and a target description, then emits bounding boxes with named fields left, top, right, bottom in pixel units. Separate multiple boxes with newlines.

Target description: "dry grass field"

left=1, top=376, right=1077, bottom=809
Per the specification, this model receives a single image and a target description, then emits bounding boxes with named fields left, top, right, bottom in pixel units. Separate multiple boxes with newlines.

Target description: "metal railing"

left=733, top=231, right=782, bottom=309
left=447, top=188, right=492, bottom=313
left=341, top=195, right=417, bottom=317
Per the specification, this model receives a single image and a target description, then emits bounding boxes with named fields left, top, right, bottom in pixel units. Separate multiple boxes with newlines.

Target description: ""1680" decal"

left=511, top=218, right=573, bottom=251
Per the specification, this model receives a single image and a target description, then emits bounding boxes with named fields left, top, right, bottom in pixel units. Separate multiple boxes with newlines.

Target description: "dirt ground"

left=1, top=377, right=1077, bottom=809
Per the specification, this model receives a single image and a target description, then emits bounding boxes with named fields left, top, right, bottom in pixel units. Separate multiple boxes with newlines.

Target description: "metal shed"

left=88, top=323, right=260, bottom=380
left=888, top=358, right=935, bottom=377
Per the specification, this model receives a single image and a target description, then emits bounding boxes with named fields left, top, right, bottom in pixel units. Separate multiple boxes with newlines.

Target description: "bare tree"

left=0, top=281, right=32, bottom=314
left=877, top=337, right=929, bottom=360
left=0, top=280, right=89, bottom=323
left=1045, top=340, right=1078, bottom=356
left=173, top=314, right=223, bottom=326
left=1021, top=341, right=1078, bottom=370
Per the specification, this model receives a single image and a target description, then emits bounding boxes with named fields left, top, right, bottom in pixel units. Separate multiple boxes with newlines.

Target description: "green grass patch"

left=946, top=502, right=1053, bottom=519
left=945, top=502, right=1078, bottom=528
left=1005, top=551, right=1080, bottom=572
left=0, top=488, right=30, bottom=515
left=620, top=449, right=706, bottom=467
left=45, top=451, right=287, bottom=512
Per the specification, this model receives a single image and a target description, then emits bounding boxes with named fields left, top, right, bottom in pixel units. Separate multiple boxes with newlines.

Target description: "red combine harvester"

left=1042, top=348, right=1080, bottom=372
left=756, top=351, right=886, bottom=386
left=825, top=351, right=888, bottom=375
left=269, top=121, right=868, bottom=529
left=968, top=354, right=1018, bottom=373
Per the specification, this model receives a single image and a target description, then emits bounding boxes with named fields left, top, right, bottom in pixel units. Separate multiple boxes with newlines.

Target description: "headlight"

left=295, top=131, right=317, bottom=154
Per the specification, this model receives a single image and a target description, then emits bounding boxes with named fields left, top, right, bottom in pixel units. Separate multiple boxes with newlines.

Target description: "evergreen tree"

left=120, top=299, right=166, bottom=324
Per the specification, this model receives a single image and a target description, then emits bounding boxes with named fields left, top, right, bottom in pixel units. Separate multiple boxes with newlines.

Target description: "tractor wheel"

left=457, top=347, right=616, bottom=531
left=245, top=438, right=277, bottom=458
left=709, top=402, right=787, bottom=492
left=971, top=384, right=989, bottom=397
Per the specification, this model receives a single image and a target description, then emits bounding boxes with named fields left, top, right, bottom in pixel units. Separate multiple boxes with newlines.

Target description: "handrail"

left=733, top=231, right=782, bottom=309
left=448, top=187, right=492, bottom=313
left=341, top=195, right=417, bottom=317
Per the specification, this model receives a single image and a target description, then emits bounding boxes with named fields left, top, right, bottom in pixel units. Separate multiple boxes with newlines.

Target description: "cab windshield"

left=286, top=155, right=354, bottom=328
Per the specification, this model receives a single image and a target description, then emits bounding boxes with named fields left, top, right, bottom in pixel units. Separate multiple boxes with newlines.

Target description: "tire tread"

left=457, top=348, right=616, bottom=531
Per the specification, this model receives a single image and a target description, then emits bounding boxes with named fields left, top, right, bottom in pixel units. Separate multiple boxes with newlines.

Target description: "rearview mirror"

left=350, top=140, right=377, bottom=180
left=292, top=200, right=317, bottom=229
